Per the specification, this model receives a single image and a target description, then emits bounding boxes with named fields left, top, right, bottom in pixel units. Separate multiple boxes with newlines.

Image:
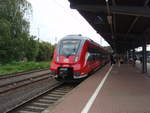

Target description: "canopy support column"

left=132, top=49, right=135, bottom=60
left=142, top=38, right=147, bottom=73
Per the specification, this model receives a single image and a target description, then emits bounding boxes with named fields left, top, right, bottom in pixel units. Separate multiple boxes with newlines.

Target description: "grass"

left=0, top=61, right=51, bottom=75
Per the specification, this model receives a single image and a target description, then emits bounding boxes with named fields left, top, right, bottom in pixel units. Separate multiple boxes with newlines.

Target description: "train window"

left=87, top=54, right=93, bottom=61
left=59, top=40, right=81, bottom=56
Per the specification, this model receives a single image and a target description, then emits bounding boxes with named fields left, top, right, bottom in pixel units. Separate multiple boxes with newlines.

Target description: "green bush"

left=36, top=42, right=54, bottom=61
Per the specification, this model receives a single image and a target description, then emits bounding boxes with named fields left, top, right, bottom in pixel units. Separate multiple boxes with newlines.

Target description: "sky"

left=27, top=0, right=109, bottom=46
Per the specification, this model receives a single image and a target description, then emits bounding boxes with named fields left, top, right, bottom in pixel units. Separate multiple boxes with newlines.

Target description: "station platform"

left=45, top=63, right=150, bottom=113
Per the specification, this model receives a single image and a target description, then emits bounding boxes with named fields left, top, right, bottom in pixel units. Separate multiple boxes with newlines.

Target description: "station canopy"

left=68, top=0, right=150, bottom=53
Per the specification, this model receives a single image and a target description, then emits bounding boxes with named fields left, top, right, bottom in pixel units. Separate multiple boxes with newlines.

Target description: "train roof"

left=61, top=35, right=90, bottom=41
left=60, top=35, right=110, bottom=53
left=61, top=35, right=100, bottom=45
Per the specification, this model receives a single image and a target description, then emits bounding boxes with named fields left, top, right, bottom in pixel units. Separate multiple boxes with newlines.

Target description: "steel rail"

left=0, top=68, right=49, bottom=80
left=5, top=82, right=64, bottom=113
left=0, top=73, right=52, bottom=95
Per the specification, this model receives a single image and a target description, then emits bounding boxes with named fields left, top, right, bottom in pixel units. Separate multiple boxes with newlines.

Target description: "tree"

left=0, top=0, right=54, bottom=63
left=25, top=36, right=39, bottom=61
left=0, top=0, right=34, bottom=63
left=0, top=19, right=12, bottom=63
left=36, top=42, right=54, bottom=61
left=0, top=0, right=32, bottom=35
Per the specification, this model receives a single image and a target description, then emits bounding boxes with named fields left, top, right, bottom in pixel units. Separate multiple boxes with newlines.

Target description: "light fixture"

left=107, top=15, right=112, bottom=24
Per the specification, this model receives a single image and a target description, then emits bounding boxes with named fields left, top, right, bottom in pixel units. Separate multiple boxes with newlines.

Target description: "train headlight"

left=74, top=56, right=79, bottom=62
left=56, top=56, right=59, bottom=62
left=85, top=52, right=90, bottom=61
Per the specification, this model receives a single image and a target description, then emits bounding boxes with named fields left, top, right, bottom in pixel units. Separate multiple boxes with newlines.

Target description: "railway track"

left=0, top=68, right=49, bottom=80
left=0, top=69, right=79, bottom=113
left=0, top=69, right=51, bottom=95
left=0, top=68, right=57, bottom=113
left=7, top=83, right=77, bottom=113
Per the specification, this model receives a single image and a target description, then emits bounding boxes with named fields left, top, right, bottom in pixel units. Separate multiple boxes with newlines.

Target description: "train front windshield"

left=59, top=40, right=81, bottom=56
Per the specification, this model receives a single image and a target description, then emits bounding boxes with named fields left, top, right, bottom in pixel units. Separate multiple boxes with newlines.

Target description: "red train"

left=50, top=35, right=109, bottom=82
